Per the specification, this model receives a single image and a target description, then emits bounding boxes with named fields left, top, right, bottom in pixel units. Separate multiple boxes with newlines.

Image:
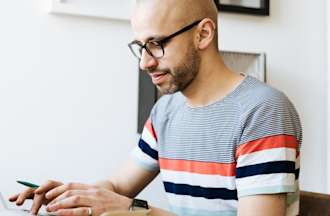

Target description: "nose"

left=139, top=49, right=158, bottom=71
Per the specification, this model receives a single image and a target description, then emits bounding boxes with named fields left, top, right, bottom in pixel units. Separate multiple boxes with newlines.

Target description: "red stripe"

left=145, top=118, right=157, bottom=141
left=159, top=158, right=236, bottom=176
left=236, top=134, right=298, bottom=159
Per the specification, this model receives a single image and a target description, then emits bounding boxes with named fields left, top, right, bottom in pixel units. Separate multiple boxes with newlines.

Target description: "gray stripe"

left=150, top=76, right=302, bottom=163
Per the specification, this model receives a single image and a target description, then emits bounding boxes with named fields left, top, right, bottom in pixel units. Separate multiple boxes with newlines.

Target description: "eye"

left=146, top=41, right=164, bottom=58
left=148, top=41, right=162, bottom=48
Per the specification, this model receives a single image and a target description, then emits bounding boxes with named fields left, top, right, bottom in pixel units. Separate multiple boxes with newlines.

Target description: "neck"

left=182, top=50, right=245, bottom=107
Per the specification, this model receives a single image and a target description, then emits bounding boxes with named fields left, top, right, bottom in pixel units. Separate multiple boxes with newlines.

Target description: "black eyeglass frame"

left=128, top=19, right=203, bottom=59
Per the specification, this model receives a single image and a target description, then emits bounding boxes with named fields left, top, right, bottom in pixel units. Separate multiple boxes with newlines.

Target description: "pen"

left=17, top=180, right=40, bottom=189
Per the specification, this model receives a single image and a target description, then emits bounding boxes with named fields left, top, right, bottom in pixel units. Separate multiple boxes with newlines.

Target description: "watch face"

left=131, top=199, right=149, bottom=210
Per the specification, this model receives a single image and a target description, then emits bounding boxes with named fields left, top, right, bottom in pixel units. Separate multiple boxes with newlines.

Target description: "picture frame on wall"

left=50, top=0, right=134, bottom=21
left=214, top=0, right=270, bottom=16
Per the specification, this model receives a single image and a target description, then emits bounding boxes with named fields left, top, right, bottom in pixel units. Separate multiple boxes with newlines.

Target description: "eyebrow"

left=147, top=35, right=167, bottom=41
left=133, top=35, right=167, bottom=44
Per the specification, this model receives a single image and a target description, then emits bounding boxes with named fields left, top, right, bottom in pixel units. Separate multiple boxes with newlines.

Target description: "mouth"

left=149, top=71, right=169, bottom=85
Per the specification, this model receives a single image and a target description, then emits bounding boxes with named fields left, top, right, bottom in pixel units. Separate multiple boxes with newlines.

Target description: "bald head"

left=134, top=0, right=217, bottom=25
left=131, top=0, right=218, bottom=48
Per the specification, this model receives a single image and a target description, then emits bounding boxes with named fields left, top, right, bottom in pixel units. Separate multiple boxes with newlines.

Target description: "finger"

left=35, top=180, right=63, bottom=194
left=55, top=207, right=92, bottom=216
left=30, top=193, right=45, bottom=215
left=8, top=193, right=20, bottom=202
left=47, top=190, right=90, bottom=207
left=46, top=183, right=91, bottom=201
left=16, top=188, right=34, bottom=205
left=47, top=195, right=91, bottom=212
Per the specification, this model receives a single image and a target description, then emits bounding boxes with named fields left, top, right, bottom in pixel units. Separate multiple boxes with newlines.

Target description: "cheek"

left=157, top=58, right=176, bottom=74
left=161, top=40, right=190, bottom=66
left=159, top=53, right=186, bottom=74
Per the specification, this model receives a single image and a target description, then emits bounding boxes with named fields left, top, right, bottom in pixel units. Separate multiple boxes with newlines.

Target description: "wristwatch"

left=129, top=198, right=149, bottom=211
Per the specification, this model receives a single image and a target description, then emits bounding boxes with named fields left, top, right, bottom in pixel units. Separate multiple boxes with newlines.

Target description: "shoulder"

left=237, top=76, right=295, bottom=113
left=237, top=76, right=302, bottom=144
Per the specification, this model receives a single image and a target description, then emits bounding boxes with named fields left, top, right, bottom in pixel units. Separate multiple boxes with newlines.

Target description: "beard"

left=156, top=46, right=201, bottom=95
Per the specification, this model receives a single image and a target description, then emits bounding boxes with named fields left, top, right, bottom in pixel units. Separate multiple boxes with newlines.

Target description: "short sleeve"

left=131, top=117, right=160, bottom=172
left=235, top=92, right=302, bottom=198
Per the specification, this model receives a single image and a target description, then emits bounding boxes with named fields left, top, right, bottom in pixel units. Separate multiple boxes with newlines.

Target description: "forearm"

left=238, top=194, right=286, bottom=216
left=89, top=191, right=176, bottom=216
left=149, top=206, right=176, bottom=216
left=94, top=179, right=141, bottom=198
left=94, top=178, right=175, bottom=215
left=93, top=180, right=177, bottom=215
left=94, top=160, right=159, bottom=198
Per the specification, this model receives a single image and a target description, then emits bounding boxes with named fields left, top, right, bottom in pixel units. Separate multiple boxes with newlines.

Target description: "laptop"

left=0, top=192, right=55, bottom=216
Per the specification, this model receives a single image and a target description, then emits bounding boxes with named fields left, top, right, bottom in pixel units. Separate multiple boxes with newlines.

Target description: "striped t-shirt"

left=132, top=75, right=302, bottom=216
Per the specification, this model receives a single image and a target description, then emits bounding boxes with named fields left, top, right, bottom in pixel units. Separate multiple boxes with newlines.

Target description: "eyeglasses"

left=128, top=19, right=202, bottom=60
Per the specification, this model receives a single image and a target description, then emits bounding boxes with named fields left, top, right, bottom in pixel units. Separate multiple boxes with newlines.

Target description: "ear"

left=195, top=18, right=216, bottom=50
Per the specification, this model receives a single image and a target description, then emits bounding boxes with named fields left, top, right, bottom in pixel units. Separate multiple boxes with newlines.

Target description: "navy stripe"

left=163, top=181, right=238, bottom=200
left=236, top=161, right=295, bottom=178
left=138, top=139, right=158, bottom=160
left=295, top=168, right=300, bottom=179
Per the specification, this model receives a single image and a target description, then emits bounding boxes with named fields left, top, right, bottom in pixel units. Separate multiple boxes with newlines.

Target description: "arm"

left=9, top=158, right=174, bottom=216
left=147, top=207, right=177, bottom=216
left=94, top=158, right=159, bottom=198
left=13, top=116, right=169, bottom=215
left=238, top=194, right=286, bottom=216
left=235, top=92, right=302, bottom=216
left=95, top=159, right=176, bottom=215
left=43, top=158, right=176, bottom=216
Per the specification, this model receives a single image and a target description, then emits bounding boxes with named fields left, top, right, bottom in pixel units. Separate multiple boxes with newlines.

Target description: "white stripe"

left=237, top=148, right=296, bottom=167
left=236, top=173, right=295, bottom=190
left=161, top=169, right=236, bottom=190
left=131, top=147, right=158, bottom=169
left=141, top=126, right=158, bottom=150
left=166, top=193, right=237, bottom=212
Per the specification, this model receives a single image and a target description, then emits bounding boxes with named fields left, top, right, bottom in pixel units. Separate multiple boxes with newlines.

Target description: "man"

left=9, top=0, right=302, bottom=215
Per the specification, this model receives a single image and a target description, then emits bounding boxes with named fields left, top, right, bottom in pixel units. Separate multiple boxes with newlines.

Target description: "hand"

left=45, top=183, right=132, bottom=216
left=8, top=180, right=63, bottom=215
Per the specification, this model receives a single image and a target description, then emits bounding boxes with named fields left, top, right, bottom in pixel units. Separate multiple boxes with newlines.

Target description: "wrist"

left=122, top=197, right=133, bottom=211
left=129, top=198, right=149, bottom=211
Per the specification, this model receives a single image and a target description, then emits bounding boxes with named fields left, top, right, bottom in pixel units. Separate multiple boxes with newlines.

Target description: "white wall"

left=219, top=0, right=328, bottom=193
left=0, top=0, right=328, bottom=212
left=0, top=0, right=168, bottom=210
left=327, top=0, right=330, bottom=193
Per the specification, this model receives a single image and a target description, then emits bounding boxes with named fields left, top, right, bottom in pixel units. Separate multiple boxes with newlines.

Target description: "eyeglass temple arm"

left=159, top=19, right=202, bottom=44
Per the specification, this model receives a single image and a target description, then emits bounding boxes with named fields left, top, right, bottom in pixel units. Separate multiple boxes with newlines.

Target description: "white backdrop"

left=0, top=0, right=169, bottom=210
left=219, top=0, right=327, bottom=193
left=0, top=0, right=328, bottom=212
left=327, top=0, right=330, bottom=193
